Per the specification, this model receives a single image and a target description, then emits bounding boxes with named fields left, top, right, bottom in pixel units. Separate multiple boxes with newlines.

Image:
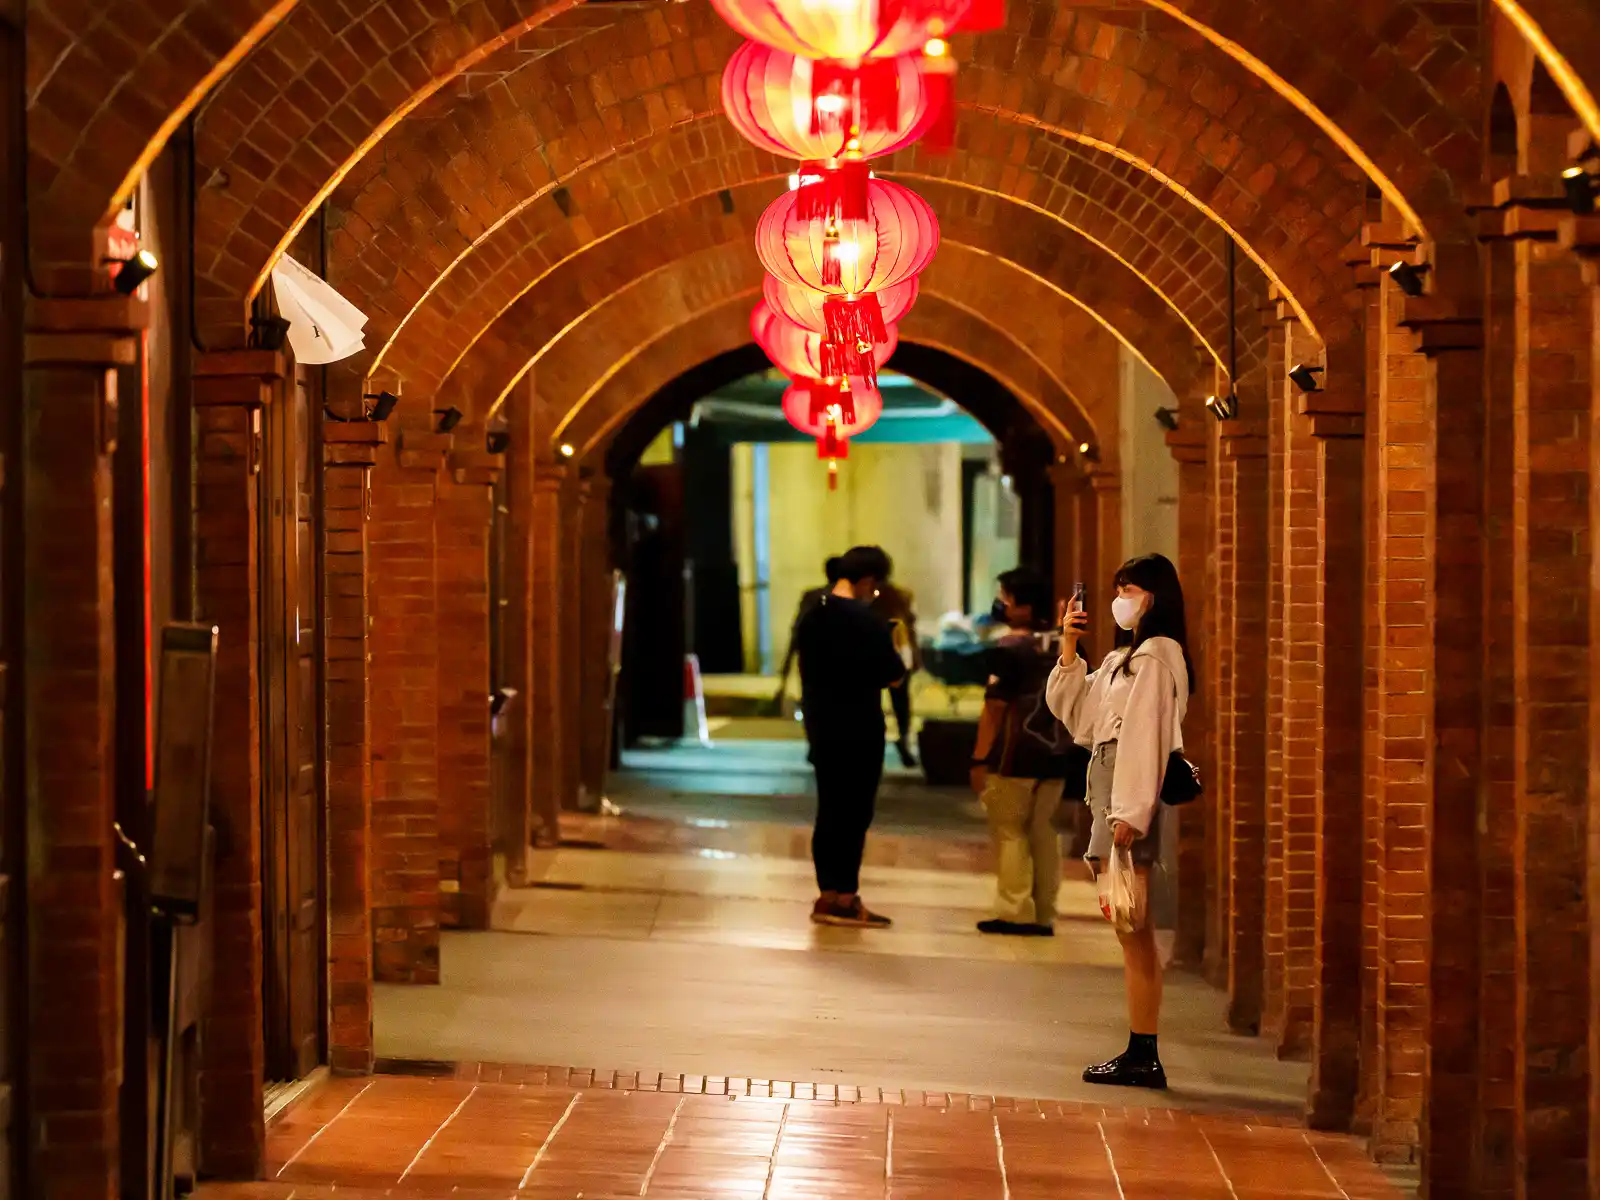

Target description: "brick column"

left=1048, top=462, right=1079, bottom=603
left=579, top=474, right=615, bottom=805
left=559, top=471, right=586, bottom=811
left=1166, top=404, right=1209, bottom=972
left=1204, top=397, right=1232, bottom=991
left=1091, top=470, right=1121, bottom=592
left=437, top=449, right=501, bottom=929
left=1262, top=314, right=1289, bottom=1046
left=1300, top=339, right=1365, bottom=1131
left=369, top=429, right=449, bottom=984
left=193, top=349, right=280, bottom=1176
left=530, top=462, right=570, bottom=835
left=1219, top=400, right=1269, bottom=1036
left=1073, top=475, right=1100, bottom=656
left=322, top=420, right=386, bottom=1073
left=502, top=389, right=537, bottom=872
left=23, top=295, right=142, bottom=1200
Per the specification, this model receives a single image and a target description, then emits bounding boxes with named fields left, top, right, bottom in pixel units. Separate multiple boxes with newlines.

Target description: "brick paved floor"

left=196, top=1074, right=1407, bottom=1199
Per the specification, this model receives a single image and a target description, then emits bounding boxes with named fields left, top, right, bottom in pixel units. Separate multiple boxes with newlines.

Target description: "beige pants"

left=981, top=776, right=1065, bottom=924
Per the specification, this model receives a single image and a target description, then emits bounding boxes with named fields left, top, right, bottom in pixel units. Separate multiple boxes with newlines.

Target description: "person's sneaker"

left=895, top=739, right=918, bottom=769
left=976, top=919, right=1054, bottom=936
left=1082, top=1053, right=1167, bottom=1090
left=814, top=897, right=892, bottom=928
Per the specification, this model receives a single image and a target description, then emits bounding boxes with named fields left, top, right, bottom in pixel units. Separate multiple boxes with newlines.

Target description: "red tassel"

left=954, top=0, right=1004, bottom=32
left=821, top=248, right=843, bottom=288
left=853, top=60, right=901, bottom=131
left=820, top=340, right=847, bottom=379
left=823, top=294, right=888, bottom=346
left=806, top=381, right=856, bottom=425
left=794, top=161, right=870, bottom=223
left=921, top=61, right=957, bottom=155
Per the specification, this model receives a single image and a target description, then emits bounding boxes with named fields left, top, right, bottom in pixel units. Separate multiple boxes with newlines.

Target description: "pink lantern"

left=782, top=377, right=885, bottom=440
left=756, top=176, right=939, bottom=296
left=751, top=300, right=898, bottom=385
left=709, top=0, right=972, bottom=63
left=763, top=274, right=918, bottom=349
left=722, top=41, right=936, bottom=161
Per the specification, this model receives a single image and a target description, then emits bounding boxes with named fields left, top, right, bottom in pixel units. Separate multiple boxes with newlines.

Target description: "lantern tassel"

left=921, top=58, right=958, bottom=155
left=796, top=160, right=870, bottom=223
left=828, top=460, right=839, bottom=491
left=823, top=294, right=888, bottom=347
left=853, top=59, right=901, bottom=131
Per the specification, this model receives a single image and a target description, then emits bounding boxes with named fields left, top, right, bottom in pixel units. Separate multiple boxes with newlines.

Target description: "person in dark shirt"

left=970, top=566, right=1077, bottom=936
left=774, top=556, right=842, bottom=709
left=871, top=565, right=921, bottom=768
left=795, top=545, right=908, bottom=928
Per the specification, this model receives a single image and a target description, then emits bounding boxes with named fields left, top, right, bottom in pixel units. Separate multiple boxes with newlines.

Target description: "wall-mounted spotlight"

left=109, top=248, right=159, bottom=296
left=434, top=406, right=463, bottom=433
left=1562, top=166, right=1597, bottom=215
left=1288, top=364, right=1324, bottom=394
left=558, top=442, right=576, bottom=459
left=365, top=391, right=400, bottom=422
left=1205, top=392, right=1239, bottom=422
left=486, top=431, right=510, bottom=454
left=1153, top=407, right=1179, bottom=432
left=250, top=313, right=291, bottom=351
left=489, top=686, right=518, bottom=717
left=1387, top=261, right=1429, bottom=298
left=1077, top=440, right=1101, bottom=464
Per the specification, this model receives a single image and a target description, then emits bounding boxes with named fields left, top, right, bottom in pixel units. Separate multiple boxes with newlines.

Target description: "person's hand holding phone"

left=1058, top=585, right=1089, bottom=661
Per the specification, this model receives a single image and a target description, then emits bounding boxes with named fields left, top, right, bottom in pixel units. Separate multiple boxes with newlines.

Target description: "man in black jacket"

left=795, top=545, right=908, bottom=927
left=774, top=556, right=842, bottom=708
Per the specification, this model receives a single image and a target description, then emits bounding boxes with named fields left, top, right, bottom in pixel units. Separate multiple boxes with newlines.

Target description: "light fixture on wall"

left=1387, top=261, right=1428, bottom=297
left=1288, top=364, right=1324, bottom=394
left=109, top=248, right=159, bottom=295
left=435, top=406, right=463, bottom=433
left=1562, top=166, right=1597, bottom=214
left=365, top=391, right=400, bottom=421
left=1077, top=441, right=1100, bottom=464
left=1205, top=392, right=1238, bottom=422
left=486, top=431, right=510, bottom=454
left=1153, top=407, right=1178, bottom=432
left=250, top=314, right=292, bottom=351
left=490, top=687, right=518, bottom=717
left=558, top=442, right=576, bottom=459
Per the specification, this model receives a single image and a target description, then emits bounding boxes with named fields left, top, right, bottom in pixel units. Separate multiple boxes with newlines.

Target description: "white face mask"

left=1111, top=594, right=1144, bottom=631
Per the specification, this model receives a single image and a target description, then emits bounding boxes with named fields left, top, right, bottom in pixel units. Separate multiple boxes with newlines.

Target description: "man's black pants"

left=810, top=741, right=885, bottom=895
left=889, top=675, right=913, bottom=743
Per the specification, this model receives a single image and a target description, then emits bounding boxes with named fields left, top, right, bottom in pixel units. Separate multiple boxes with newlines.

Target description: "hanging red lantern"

left=763, top=274, right=917, bottom=351
left=756, top=175, right=939, bottom=296
left=782, top=376, right=884, bottom=440
left=752, top=300, right=898, bottom=386
left=722, top=41, right=936, bottom=161
left=709, top=0, right=972, bottom=64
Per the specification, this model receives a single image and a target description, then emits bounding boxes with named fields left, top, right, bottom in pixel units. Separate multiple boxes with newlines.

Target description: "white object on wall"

left=270, top=254, right=369, bottom=365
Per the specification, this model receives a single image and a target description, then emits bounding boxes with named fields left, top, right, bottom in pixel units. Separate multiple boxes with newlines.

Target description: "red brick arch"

left=430, top=181, right=1209, bottom=436
left=564, top=288, right=1110, bottom=464
left=198, top=2, right=1417, bottom=352
left=25, top=0, right=296, bottom=286
left=336, top=115, right=1266, bottom=404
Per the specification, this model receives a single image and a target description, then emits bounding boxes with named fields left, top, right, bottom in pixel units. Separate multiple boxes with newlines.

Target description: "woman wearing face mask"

left=1045, top=553, right=1193, bottom=1089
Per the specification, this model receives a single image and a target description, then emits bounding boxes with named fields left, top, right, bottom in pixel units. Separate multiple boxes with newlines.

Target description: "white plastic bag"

left=1104, top=845, right=1146, bottom=934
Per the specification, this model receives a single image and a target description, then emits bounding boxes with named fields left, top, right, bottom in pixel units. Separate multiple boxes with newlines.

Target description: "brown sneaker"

left=814, top=896, right=892, bottom=928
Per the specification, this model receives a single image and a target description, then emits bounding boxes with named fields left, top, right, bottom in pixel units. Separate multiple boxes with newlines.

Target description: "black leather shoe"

left=1082, top=1053, right=1167, bottom=1090
left=977, top=919, right=1054, bottom=936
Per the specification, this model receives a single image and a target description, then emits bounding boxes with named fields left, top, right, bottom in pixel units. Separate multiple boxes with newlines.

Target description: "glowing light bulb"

left=924, top=37, right=948, bottom=57
left=815, top=93, right=847, bottom=116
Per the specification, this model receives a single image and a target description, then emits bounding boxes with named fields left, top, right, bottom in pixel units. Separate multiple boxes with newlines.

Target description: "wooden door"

left=257, top=368, right=324, bottom=1083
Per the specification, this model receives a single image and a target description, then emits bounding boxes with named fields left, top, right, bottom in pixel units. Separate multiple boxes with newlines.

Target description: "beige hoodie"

left=1044, top=637, right=1189, bottom=837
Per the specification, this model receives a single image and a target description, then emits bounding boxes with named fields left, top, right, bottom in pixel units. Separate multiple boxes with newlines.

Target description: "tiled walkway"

left=199, top=1074, right=1405, bottom=1199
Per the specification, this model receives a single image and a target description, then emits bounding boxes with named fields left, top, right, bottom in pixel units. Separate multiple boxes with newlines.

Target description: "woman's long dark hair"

left=1111, top=553, right=1195, bottom=693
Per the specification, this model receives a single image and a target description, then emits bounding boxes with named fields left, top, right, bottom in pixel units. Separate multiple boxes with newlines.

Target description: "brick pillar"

left=1219, top=403, right=1268, bottom=1036
left=322, top=420, right=385, bottom=1073
left=1508, top=201, right=1592, bottom=1193
left=23, top=295, right=142, bottom=1200
left=579, top=475, right=615, bottom=805
left=1166, top=405, right=1209, bottom=972
left=530, top=462, right=570, bottom=835
left=193, top=349, right=279, bottom=1176
left=1262, top=314, right=1289, bottom=1046
left=1048, top=462, right=1079, bottom=603
left=1204, top=394, right=1232, bottom=991
left=436, top=449, right=501, bottom=929
left=1073, top=475, right=1100, bottom=657
left=1091, top=471, right=1121, bottom=593
left=559, top=471, right=586, bottom=811
left=369, top=429, right=448, bottom=984
left=502, top=389, right=538, bottom=871
left=1301, top=341, right=1365, bottom=1131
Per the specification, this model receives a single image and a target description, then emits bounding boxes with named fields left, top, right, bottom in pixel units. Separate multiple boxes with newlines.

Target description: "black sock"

left=1126, top=1032, right=1159, bottom=1064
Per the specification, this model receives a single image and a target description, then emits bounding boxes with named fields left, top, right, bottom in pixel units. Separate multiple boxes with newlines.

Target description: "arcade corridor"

left=4, top=0, right=1600, bottom=1198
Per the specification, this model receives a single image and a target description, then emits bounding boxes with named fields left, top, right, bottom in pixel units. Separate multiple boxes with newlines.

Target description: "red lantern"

left=722, top=41, right=936, bottom=161
left=752, top=300, right=898, bottom=385
left=709, top=0, right=972, bottom=63
left=756, top=176, right=939, bottom=295
left=763, top=274, right=917, bottom=349
left=782, top=377, right=884, bottom=440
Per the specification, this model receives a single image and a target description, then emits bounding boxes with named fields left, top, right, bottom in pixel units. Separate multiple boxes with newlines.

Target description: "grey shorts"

left=1084, top=741, right=1163, bottom=868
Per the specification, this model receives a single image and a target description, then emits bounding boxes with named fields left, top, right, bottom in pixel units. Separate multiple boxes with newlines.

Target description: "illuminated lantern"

left=752, top=300, right=898, bottom=386
left=782, top=376, right=884, bottom=439
left=722, top=41, right=936, bottom=161
left=709, top=0, right=972, bottom=64
left=756, top=176, right=938, bottom=295
left=763, top=274, right=917, bottom=351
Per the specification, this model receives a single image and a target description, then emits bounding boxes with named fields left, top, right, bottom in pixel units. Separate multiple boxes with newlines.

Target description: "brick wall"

left=1205, top=407, right=1233, bottom=991
left=530, top=461, right=572, bottom=830
left=368, top=432, right=447, bottom=985
left=1263, top=318, right=1288, bottom=1045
